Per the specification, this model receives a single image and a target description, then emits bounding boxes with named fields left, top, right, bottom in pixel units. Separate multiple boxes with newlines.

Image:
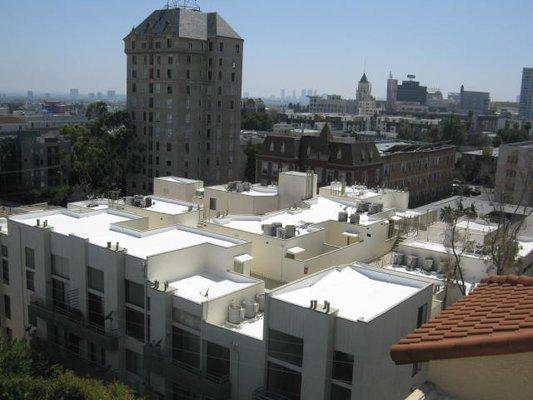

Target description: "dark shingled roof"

left=359, top=73, right=369, bottom=83
left=390, top=275, right=533, bottom=365
left=127, top=8, right=241, bottom=40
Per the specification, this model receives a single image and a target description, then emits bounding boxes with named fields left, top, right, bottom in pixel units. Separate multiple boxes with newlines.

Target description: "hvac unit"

left=228, top=301, right=245, bottom=324
left=338, top=211, right=348, bottom=222
left=144, top=197, right=153, bottom=208
left=369, top=203, right=383, bottom=214
left=255, top=293, right=265, bottom=312
left=393, top=253, right=404, bottom=266
left=261, top=224, right=275, bottom=236
left=276, top=227, right=286, bottom=239
left=349, top=213, right=360, bottom=224
left=242, top=182, right=252, bottom=191
left=436, top=260, right=449, bottom=274
left=285, top=225, right=296, bottom=238
left=423, top=258, right=434, bottom=272
left=405, top=255, right=418, bottom=270
left=242, top=300, right=259, bottom=318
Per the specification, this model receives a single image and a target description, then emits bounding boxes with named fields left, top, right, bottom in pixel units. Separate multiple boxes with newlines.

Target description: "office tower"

left=27, top=90, right=33, bottom=100
left=124, top=6, right=243, bottom=192
left=396, top=78, right=427, bottom=105
left=107, top=90, right=116, bottom=101
left=97, top=92, right=103, bottom=100
left=300, top=89, right=306, bottom=98
left=386, top=72, right=398, bottom=110
left=356, top=73, right=371, bottom=101
left=280, top=89, right=285, bottom=99
left=291, top=89, right=296, bottom=99
left=69, top=88, right=79, bottom=100
left=519, top=67, right=533, bottom=120
left=459, top=85, right=490, bottom=114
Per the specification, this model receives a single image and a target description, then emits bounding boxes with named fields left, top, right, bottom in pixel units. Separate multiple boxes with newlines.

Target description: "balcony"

left=144, top=345, right=231, bottom=400
left=252, top=388, right=292, bottom=400
left=28, top=295, right=119, bottom=351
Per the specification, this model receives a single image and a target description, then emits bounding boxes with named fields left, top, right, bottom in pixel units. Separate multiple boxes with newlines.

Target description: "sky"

left=0, top=0, right=532, bottom=101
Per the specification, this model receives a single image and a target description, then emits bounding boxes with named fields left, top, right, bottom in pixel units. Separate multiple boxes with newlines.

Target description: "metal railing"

left=29, top=295, right=119, bottom=339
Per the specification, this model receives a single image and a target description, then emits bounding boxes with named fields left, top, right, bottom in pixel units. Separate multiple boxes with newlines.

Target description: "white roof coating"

left=272, top=267, right=421, bottom=321
left=15, top=211, right=239, bottom=259
left=221, top=315, right=264, bottom=340
left=157, top=176, right=202, bottom=184
left=212, top=197, right=378, bottom=235
left=209, top=184, right=278, bottom=197
left=169, top=273, right=256, bottom=303
left=144, top=197, right=195, bottom=215
left=456, top=220, right=497, bottom=232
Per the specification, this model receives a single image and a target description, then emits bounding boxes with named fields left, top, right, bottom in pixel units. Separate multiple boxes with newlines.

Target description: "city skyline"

left=1, top=0, right=532, bottom=101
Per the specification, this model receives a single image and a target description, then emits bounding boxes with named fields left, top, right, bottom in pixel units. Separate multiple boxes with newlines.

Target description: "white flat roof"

left=456, top=220, right=497, bottom=233
left=212, top=197, right=379, bottom=235
left=209, top=184, right=278, bottom=197
left=14, top=210, right=240, bottom=259
left=220, top=315, right=264, bottom=340
left=169, top=272, right=256, bottom=304
left=157, top=176, right=202, bottom=184
left=145, top=196, right=195, bottom=215
left=401, top=239, right=487, bottom=260
left=272, top=266, right=422, bottom=321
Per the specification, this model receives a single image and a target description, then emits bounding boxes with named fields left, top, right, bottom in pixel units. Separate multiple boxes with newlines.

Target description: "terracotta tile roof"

left=390, top=275, right=533, bottom=364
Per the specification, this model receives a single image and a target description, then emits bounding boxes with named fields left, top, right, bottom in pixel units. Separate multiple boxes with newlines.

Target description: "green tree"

left=243, top=140, right=259, bottom=183
left=440, top=115, right=465, bottom=146
left=241, top=112, right=273, bottom=131
left=0, top=337, right=138, bottom=400
left=61, top=103, right=144, bottom=196
left=85, top=101, right=108, bottom=120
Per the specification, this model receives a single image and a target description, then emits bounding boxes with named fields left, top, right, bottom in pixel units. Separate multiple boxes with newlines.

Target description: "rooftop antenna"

left=166, top=0, right=201, bottom=11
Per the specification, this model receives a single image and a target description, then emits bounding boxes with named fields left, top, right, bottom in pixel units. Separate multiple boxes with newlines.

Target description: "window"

left=172, top=326, right=200, bottom=369
left=209, top=198, right=217, bottom=210
left=231, top=72, right=236, bottom=82
left=125, top=280, right=145, bottom=308
left=167, top=85, right=173, bottom=94
left=126, top=349, right=143, bottom=376
left=1, top=245, right=8, bottom=258
left=125, top=307, right=145, bottom=341
left=1, top=259, right=8, bottom=285
left=51, top=254, right=69, bottom=279
left=167, top=69, right=172, bottom=79
left=88, top=266, right=104, bottom=292
left=411, top=362, right=421, bottom=377
left=166, top=143, right=172, bottom=152
left=88, top=293, right=105, bottom=328
left=268, top=329, right=303, bottom=367
left=206, top=342, right=230, bottom=379
left=172, top=307, right=200, bottom=330
left=26, top=270, right=35, bottom=291
left=417, top=304, right=428, bottom=328
left=330, top=383, right=351, bottom=400
left=266, top=362, right=301, bottom=400
left=25, top=247, right=34, bottom=269
left=3, top=295, right=10, bottom=319
left=332, top=351, right=354, bottom=383
left=236, top=44, right=240, bottom=54
left=52, top=278, right=66, bottom=310
left=219, top=42, right=224, bottom=52
left=166, top=38, right=172, bottom=48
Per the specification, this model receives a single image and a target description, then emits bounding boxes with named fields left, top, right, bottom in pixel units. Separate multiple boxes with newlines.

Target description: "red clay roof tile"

left=390, top=275, right=533, bottom=364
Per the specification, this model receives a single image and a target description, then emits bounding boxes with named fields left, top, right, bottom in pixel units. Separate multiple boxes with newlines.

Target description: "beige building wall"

left=153, top=177, right=203, bottom=203
left=428, top=351, right=533, bottom=400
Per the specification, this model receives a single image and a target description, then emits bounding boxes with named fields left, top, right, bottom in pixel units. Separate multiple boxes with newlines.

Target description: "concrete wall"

left=203, top=188, right=279, bottom=218
left=428, top=351, right=533, bottom=400
left=278, top=172, right=317, bottom=209
left=154, top=178, right=203, bottom=203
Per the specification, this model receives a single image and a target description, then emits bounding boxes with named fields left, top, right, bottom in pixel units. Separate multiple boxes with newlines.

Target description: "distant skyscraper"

left=386, top=72, right=398, bottom=110
left=107, top=90, right=116, bottom=101
left=519, top=67, right=533, bottom=120
left=125, top=6, right=243, bottom=192
left=460, top=85, right=490, bottom=115
left=356, top=73, right=371, bottom=101
left=70, top=88, right=79, bottom=100
left=27, top=90, right=33, bottom=99
left=281, top=89, right=286, bottom=99
left=97, top=92, right=103, bottom=100
left=396, top=78, right=427, bottom=105
left=88, top=93, right=95, bottom=100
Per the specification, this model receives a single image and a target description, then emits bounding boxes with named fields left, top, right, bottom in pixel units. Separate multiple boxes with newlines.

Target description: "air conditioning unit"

left=436, top=260, right=449, bottom=274
left=255, top=293, right=265, bottom=312
left=423, top=258, right=434, bottom=272
left=349, top=213, right=360, bottom=224
left=406, top=255, right=418, bottom=270
left=338, top=211, right=348, bottom=222
left=242, top=300, right=259, bottom=319
left=393, top=252, right=404, bottom=266
left=144, top=197, right=153, bottom=208
left=228, top=301, right=245, bottom=324
left=285, top=225, right=296, bottom=238
left=261, top=224, right=275, bottom=236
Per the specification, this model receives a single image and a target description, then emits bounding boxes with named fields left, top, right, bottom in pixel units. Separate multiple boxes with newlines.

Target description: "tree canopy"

left=241, top=112, right=273, bottom=131
left=0, top=337, right=139, bottom=400
left=61, top=102, right=144, bottom=197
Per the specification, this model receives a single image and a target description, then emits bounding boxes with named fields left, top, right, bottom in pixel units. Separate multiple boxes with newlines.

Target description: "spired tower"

left=124, top=1, right=243, bottom=193
left=356, top=73, right=372, bottom=101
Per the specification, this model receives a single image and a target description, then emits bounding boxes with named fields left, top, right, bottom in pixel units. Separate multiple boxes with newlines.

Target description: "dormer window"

left=270, top=142, right=274, bottom=152
left=281, top=143, right=285, bottom=153
left=337, top=149, right=342, bottom=159
left=307, top=146, right=311, bottom=156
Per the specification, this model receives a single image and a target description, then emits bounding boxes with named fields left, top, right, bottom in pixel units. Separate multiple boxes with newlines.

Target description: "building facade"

left=386, top=72, right=398, bottom=110
left=519, top=67, right=533, bottom=121
left=459, top=85, right=490, bottom=115
left=308, top=95, right=357, bottom=115
left=356, top=74, right=378, bottom=116
left=124, top=7, right=243, bottom=193
left=396, top=80, right=427, bottom=105
left=494, top=141, right=533, bottom=206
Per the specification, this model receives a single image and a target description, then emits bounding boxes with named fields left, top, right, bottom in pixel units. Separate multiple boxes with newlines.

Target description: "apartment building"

left=124, top=6, right=243, bottom=192
left=378, top=142, right=455, bottom=208
left=256, top=125, right=383, bottom=187
left=0, top=129, right=70, bottom=198
left=260, top=264, right=433, bottom=400
left=256, top=126, right=456, bottom=208
left=206, top=194, right=404, bottom=287
left=308, top=95, right=357, bottom=115
left=494, top=141, right=533, bottom=207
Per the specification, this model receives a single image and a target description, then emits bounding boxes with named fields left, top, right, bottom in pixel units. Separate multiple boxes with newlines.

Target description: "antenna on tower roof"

left=166, top=0, right=201, bottom=11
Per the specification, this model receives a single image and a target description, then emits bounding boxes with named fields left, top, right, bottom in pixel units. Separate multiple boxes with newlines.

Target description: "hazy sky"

left=1, top=0, right=532, bottom=100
